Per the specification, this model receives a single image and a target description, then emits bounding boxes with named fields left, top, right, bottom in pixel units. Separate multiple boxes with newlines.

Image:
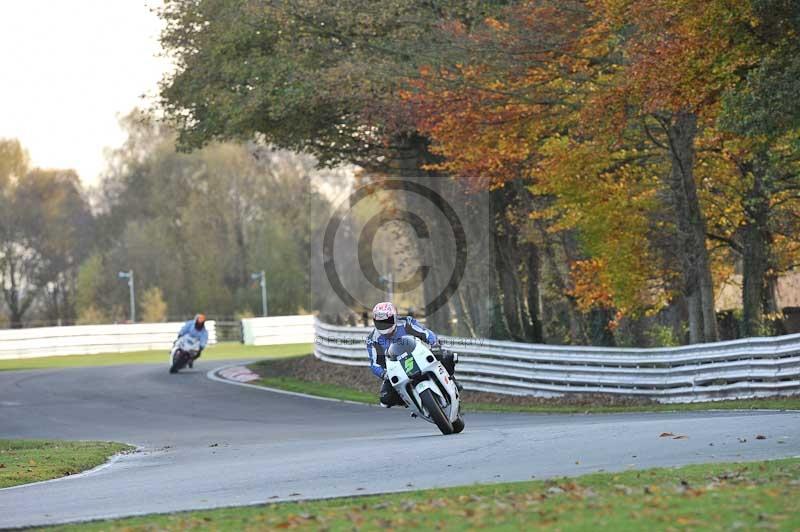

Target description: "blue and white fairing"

left=384, top=336, right=461, bottom=425
left=366, top=316, right=437, bottom=379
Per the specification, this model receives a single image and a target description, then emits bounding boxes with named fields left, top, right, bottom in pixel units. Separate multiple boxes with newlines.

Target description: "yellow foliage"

left=141, top=287, right=168, bottom=323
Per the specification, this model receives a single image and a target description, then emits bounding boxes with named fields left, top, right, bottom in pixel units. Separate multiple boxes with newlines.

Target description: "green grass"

left=46, top=458, right=800, bottom=531
left=249, top=373, right=800, bottom=413
left=0, top=439, right=132, bottom=488
left=0, top=342, right=313, bottom=371
left=257, top=376, right=376, bottom=403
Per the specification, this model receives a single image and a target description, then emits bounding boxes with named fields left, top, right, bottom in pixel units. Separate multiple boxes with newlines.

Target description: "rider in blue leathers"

left=177, top=314, right=208, bottom=368
left=366, top=302, right=458, bottom=407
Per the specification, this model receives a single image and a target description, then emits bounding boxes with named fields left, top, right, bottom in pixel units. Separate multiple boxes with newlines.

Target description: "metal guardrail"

left=0, top=321, right=218, bottom=360
left=314, top=319, right=800, bottom=403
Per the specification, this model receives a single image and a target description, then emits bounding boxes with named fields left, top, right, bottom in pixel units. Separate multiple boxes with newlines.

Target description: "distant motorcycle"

left=169, top=335, right=200, bottom=374
left=385, top=336, right=464, bottom=435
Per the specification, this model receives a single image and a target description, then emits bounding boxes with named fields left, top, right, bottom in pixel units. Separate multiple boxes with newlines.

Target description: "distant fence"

left=241, top=315, right=315, bottom=346
left=314, top=319, right=800, bottom=403
left=214, top=320, right=242, bottom=343
left=0, top=322, right=217, bottom=360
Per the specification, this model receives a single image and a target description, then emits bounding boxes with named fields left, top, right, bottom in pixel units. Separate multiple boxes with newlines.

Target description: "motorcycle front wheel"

left=420, top=388, right=454, bottom=435
left=169, top=351, right=185, bottom=374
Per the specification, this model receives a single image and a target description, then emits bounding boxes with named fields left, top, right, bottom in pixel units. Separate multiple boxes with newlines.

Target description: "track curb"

left=207, top=362, right=379, bottom=407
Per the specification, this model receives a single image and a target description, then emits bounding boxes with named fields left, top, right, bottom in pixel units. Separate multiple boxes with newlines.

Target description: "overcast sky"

left=0, top=0, right=170, bottom=186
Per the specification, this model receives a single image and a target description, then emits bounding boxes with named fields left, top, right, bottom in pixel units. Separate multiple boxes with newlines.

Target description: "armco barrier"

left=241, top=315, right=314, bottom=345
left=314, top=319, right=800, bottom=403
left=0, top=321, right=217, bottom=360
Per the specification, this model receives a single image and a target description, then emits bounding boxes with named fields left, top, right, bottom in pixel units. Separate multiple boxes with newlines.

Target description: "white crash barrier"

left=241, top=315, right=314, bottom=345
left=314, top=318, right=800, bottom=404
left=0, top=321, right=217, bottom=360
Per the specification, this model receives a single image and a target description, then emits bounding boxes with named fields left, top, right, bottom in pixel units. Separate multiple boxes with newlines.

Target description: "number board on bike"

left=399, top=354, right=420, bottom=376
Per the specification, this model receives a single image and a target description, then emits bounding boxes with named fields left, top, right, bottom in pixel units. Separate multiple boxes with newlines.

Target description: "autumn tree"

left=158, top=0, right=522, bottom=335
left=90, top=112, right=326, bottom=319
left=713, top=0, right=800, bottom=336
left=0, top=139, right=93, bottom=327
left=407, top=1, right=669, bottom=343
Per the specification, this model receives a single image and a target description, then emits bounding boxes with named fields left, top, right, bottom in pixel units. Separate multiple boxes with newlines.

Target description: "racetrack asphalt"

left=1, top=360, right=799, bottom=528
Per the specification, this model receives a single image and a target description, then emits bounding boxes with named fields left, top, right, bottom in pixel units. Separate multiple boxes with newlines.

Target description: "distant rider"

left=366, top=302, right=459, bottom=408
left=177, top=314, right=208, bottom=368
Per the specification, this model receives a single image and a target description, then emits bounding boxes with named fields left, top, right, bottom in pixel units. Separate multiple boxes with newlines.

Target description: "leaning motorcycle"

left=169, top=335, right=200, bottom=374
left=385, top=335, right=464, bottom=435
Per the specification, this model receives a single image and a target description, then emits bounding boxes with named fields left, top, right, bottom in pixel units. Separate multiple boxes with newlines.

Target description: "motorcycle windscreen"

left=386, top=335, right=417, bottom=361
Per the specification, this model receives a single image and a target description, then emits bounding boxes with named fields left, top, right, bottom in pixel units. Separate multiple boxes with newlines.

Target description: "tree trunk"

left=686, top=290, right=703, bottom=344
left=523, top=241, right=544, bottom=342
left=232, top=180, right=249, bottom=287
left=495, top=230, right=523, bottom=339
left=742, top=171, right=770, bottom=337
left=741, top=158, right=773, bottom=337
left=390, top=133, right=453, bottom=332
left=664, top=110, right=718, bottom=343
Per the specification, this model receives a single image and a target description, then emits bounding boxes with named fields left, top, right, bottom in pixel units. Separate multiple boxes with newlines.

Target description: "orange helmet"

left=194, top=314, right=206, bottom=330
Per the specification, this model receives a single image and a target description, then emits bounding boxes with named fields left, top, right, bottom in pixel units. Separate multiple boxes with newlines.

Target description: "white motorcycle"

left=169, top=335, right=200, bottom=374
left=385, top=336, right=464, bottom=435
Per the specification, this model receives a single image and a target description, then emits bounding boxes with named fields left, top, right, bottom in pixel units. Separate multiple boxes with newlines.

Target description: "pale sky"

left=0, top=0, right=170, bottom=186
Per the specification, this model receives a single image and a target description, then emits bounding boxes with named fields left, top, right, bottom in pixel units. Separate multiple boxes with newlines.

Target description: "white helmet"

left=372, top=301, right=397, bottom=335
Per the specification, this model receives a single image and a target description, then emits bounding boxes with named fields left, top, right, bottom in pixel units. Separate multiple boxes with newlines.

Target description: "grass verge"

left=48, top=458, right=800, bottom=530
left=0, top=439, right=132, bottom=489
left=0, top=342, right=313, bottom=372
left=257, top=376, right=376, bottom=404
left=250, top=371, right=800, bottom=414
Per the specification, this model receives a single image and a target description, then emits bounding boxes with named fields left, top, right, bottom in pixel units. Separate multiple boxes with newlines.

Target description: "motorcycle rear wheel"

left=420, top=389, right=453, bottom=435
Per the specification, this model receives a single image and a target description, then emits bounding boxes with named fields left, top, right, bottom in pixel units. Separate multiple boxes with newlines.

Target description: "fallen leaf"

left=673, top=435, right=688, bottom=440
left=756, top=435, right=767, bottom=440
left=288, top=492, right=301, bottom=497
left=659, top=432, right=675, bottom=438
left=209, top=443, right=218, bottom=447
left=614, top=484, right=633, bottom=495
